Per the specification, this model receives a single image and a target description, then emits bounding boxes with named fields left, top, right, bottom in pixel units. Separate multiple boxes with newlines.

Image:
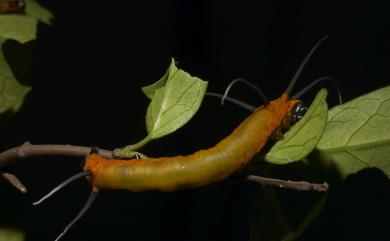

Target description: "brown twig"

left=0, top=142, right=113, bottom=169
left=0, top=142, right=113, bottom=191
left=246, top=175, right=329, bottom=192
left=1, top=171, right=27, bottom=193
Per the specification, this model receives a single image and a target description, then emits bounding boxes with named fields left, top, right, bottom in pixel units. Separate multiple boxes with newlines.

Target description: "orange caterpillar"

left=34, top=36, right=329, bottom=241
left=85, top=92, right=297, bottom=192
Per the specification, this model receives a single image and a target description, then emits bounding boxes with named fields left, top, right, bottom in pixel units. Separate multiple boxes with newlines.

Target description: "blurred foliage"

left=0, top=0, right=52, bottom=122
left=0, top=1, right=52, bottom=241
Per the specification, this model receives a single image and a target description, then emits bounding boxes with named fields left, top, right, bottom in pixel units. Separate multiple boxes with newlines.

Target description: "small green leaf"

left=0, top=0, right=53, bottom=44
left=25, top=0, right=54, bottom=25
left=146, top=61, right=208, bottom=139
left=0, top=37, right=31, bottom=113
left=118, top=60, right=207, bottom=157
left=317, top=85, right=390, bottom=177
left=142, top=58, right=177, bottom=99
left=0, top=15, right=37, bottom=43
left=266, top=89, right=328, bottom=164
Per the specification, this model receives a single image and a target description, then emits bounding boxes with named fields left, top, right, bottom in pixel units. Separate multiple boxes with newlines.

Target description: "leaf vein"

left=344, top=97, right=389, bottom=146
left=343, top=150, right=371, bottom=167
left=158, top=80, right=198, bottom=118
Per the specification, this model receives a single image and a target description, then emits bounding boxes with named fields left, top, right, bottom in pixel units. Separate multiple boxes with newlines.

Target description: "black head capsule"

left=274, top=101, right=307, bottom=139
left=290, top=101, right=307, bottom=125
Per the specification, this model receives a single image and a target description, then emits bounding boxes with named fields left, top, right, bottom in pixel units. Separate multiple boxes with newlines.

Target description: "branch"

left=246, top=175, right=329, bottom=192
left=0, top=142, right=329, bottom=193
left=0, top=142, right=113, bottom=192
left=0, top=142, right=113, bottom=169
left=1, top=171, right=27, bottom=193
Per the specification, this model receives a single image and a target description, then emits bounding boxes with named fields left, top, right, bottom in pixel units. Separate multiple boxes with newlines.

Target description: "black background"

left=1, top=1, right=390, bottom=241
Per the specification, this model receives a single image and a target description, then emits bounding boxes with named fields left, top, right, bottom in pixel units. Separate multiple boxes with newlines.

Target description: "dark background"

left=1, top=1, right=390, bottom=241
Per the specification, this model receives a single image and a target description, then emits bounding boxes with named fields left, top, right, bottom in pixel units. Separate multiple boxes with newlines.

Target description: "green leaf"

left=146, top=61, right=208, bottom=139
left=265, top=89, right=328, bottom=164
left=118, top=60, right=208, bottom=157
left=25, top=0, right=54, bottom=25
left=0, top=0, right=52, bottom=44
left=0, top=228, right=25, bottom=241
left=0, top=1, right=52, bottom=117
left=142, top=58, right=177, bottom=99
left=0, top=15, right=37, bottom=43
left=316, top=85, right=390, bottom=177
left=0, top=37, right=31, bottom=113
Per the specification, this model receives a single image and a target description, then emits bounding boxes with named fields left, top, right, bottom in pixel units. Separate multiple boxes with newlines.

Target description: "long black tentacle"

left=54, top=189, right=98, bottom=241
left=292, top=76, right=342, bottom=104
left=33, top=171, right=91, bottom=205
left=285, top=35, right=328, bottom=94
left=222, top=78, right=268, bottom=104
left=206, top=92, right=256, bottom=112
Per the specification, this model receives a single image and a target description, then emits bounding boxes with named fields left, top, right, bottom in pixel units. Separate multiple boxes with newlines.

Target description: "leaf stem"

left=115, top=135, right=152, bottom=158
